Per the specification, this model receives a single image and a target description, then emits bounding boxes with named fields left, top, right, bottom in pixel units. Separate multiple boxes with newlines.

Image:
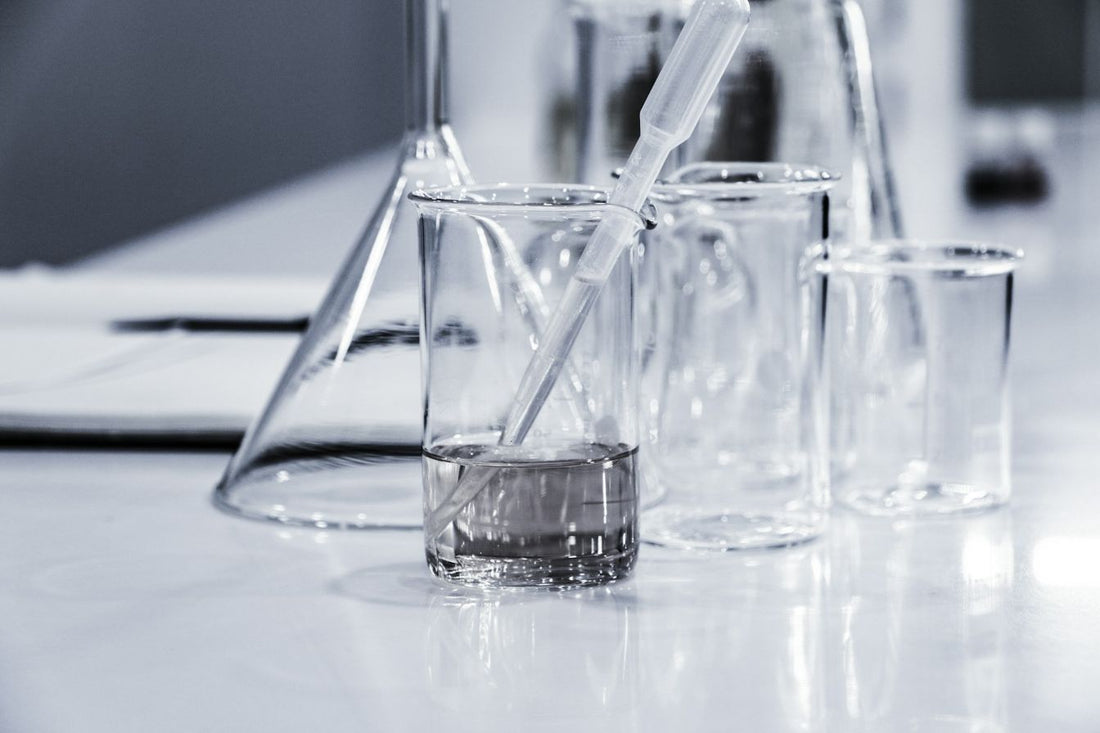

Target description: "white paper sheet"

left=0, top=270, right=328, bottom=445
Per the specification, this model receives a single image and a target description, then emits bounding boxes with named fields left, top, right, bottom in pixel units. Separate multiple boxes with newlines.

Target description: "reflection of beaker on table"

left=634, top=544, right=827, bottom=730
left=425, top=589, right=638, bottom=722
left=824, top=512, right=1012, bottom=731
left=214, top=0, right=470, bottom=529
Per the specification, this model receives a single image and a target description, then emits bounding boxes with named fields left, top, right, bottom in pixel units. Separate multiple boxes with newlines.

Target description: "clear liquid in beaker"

left=424, top=442, right=638, bottom=588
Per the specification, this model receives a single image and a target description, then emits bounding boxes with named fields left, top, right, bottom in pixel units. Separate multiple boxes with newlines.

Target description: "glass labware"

left=568, top=0, right=902, bottom=242
left=413, top=184, right=651, bottom=587
left=641, top=162, right=833, bottom=550
left=214, top=0, right=469, bottom=528
left=813, top=241, right=1022, bottom=516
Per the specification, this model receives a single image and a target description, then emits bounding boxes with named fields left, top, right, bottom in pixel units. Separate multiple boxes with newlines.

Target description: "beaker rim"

left=813, top=240, right=1024, bottom=277
left=653, top=162, right=838, bottom=200
left=409, top=183, right=658, bottom=229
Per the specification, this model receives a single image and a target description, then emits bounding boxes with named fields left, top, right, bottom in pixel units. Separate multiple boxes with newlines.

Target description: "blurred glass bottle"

left=569, top=0, right=682, bottom=184
left=214, top=0, right=470, bottom=529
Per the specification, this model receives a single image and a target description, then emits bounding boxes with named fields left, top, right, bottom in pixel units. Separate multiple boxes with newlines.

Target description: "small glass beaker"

left=812, top=241, right=1022, bottom=516
left=412, top=184, right=652, bottom=588
left=641, top=162, right=834, bottom=550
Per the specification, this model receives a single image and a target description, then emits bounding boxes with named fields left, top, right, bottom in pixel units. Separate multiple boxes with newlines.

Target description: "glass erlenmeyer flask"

left=677, top=0, right=902, bottom=241
left=570, top=0, right=903, bottom=241
left=214, top=0, right=469, bottom=529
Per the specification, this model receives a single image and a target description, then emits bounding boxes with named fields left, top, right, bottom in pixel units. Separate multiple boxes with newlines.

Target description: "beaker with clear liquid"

left=413, top=184, right=652, bottom=588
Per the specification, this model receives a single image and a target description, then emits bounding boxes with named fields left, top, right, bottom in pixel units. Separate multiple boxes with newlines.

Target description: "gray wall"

left=966, top=0, right=1091, bottom=103
left=0, top=0, right=404, bottom=267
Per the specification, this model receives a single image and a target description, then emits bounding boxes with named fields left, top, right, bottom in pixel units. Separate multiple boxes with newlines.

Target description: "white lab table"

left=3, top=111, right=1100, bottom=731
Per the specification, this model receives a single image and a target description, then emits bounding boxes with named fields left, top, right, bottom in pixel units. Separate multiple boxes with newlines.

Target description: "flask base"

left=214, top=451, right=422, bottom=529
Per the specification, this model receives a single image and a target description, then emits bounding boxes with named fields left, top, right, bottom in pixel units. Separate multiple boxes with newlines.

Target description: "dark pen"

left=110, top=315, right=311, bottom=334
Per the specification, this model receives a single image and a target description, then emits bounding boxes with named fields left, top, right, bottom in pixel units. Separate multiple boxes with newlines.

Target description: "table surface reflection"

left=1, top=355, right=1098, bottom=733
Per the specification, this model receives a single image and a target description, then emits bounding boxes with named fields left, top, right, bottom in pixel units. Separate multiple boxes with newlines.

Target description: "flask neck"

left=405, top=0, right=450, bottom=133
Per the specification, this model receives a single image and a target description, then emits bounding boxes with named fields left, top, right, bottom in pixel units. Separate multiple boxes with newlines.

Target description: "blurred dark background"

left=0, top=0, right=1097, bottom=268
left=0, top=0, right=404, bottom=267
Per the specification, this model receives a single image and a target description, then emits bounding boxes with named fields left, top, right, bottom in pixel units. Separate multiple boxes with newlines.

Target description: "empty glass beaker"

left=413, top=184, right=652, bottom=588
left=641, top=162, right=833, bottom=550
left=214, top=0, right=470, bottom=528
left=813, top=241, right=1022, bottom=516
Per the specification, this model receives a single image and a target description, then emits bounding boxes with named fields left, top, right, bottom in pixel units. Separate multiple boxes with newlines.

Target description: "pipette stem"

left=500, top=278, right=600, bottom=446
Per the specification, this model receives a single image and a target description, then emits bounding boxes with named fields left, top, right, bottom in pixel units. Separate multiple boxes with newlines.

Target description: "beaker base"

left=642, top=508, right=822, bottom=551
left=426, top=547, right=637, bottom=589
left=836, top=481, right=1006, bottom=518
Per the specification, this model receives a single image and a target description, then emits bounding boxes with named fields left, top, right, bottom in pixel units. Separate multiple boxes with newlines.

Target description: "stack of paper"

left=0, top=269, right=328, bottom=447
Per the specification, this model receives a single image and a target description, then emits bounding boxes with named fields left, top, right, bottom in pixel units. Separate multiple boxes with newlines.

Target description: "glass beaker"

left=412, top=184, right=652, bottom=588
left=641, top=162, right=833, bottom=550
left=813, top=241, right=1022, bottom=516
left=213, top=0, right=470, bottom=529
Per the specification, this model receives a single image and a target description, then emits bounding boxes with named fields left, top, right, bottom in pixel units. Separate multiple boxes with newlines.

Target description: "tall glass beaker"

left=214, top=0, right=470, bottom=529
left=641, top=163, right=833, bottom=550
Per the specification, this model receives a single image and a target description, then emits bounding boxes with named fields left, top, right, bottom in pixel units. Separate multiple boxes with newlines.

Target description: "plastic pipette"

left=426, top=0, right=751, bottom=539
